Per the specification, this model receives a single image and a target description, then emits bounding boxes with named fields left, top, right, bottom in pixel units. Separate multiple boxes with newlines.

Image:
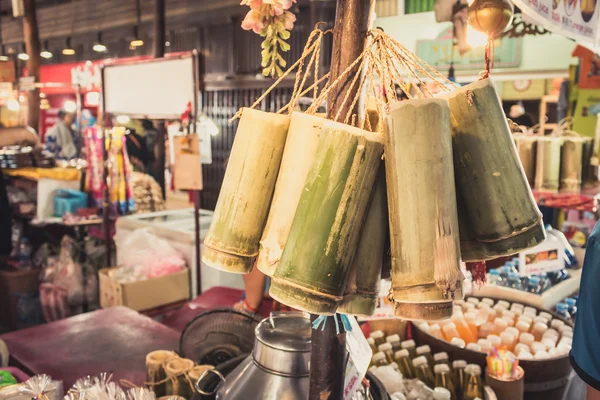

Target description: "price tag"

left=343, top=317, right=372, bottom=400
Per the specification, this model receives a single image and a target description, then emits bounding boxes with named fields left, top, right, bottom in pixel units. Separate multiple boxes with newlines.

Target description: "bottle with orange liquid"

left=452, top=314, right=477, bottom=344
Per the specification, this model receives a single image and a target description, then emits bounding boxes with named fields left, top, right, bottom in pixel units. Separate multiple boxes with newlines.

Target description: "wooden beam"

left=309, top=1, right=373, bottom=399
left=22, top=0, right=41, bottom=132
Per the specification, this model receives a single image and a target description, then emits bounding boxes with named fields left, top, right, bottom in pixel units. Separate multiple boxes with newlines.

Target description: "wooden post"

left=309, top=1, right=373, bottom=399
left=22, top=0, right=41, bottom=132
left=153, top=0, right=166, bottom=58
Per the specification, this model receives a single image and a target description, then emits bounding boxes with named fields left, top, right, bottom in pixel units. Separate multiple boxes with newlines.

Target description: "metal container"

left=215, top=312, right=311, bottom=400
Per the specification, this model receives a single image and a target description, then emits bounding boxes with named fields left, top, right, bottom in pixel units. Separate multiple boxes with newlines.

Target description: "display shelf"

left=472, top=269, right=581, bottom=310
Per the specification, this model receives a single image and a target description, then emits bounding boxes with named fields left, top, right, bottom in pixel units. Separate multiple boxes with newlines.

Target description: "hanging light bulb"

left=62, top=37, right=75, bottom=56
left=467, top=0, right=514, bottom=35
left=40, top=40, right=53, bottom=59
left=93, top=31, right=107, bottom=53
left=17, top=44, right=29, bottom=61
left=129, top=26, right=144, bottom=48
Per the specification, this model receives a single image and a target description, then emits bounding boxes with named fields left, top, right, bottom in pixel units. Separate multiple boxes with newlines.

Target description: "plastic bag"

left=115, top=228, right=185, bottom=280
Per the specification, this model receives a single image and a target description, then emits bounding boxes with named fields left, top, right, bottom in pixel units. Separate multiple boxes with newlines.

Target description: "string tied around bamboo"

left=229, top=24, right=332, bottom=122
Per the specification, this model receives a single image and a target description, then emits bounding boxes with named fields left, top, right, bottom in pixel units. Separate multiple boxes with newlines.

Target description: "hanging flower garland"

left=240, top=0, right=297, bottom=78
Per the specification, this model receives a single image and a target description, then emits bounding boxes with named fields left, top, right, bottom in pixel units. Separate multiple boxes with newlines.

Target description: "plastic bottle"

left=429, top=324, right=444, bottom=341
left=18, top=237, right=32, bottom=270
left=434, top=364, right=457, bottom=400
left=481, top=298, right=495, bottom=307
left=378, top=343, right=395, bottom=364
left=515, top=320, right=531, bottom=335
left=477, top=339, right=492, bottom=353
left=462, top=364, right=484, bottom=400
left=478, top=322, right=494, bottom=339
left=450, top=337, right=466, bottom=348
left=550, top=318, right=565, bottom=331
left=500, top=331, right=516, bottom=351
left=523, top=306, right=537, bottom=317
left=539, top=273, right=551, bottom=292
left=412, top=356, right=435, bottom=388
left=394, top=349, right=415, bottom=379
left=526, top=276, right=542, bottom=294
left=452, top=314, right=477, bottom=344
left=491, top=318, right=508, bottom=335
left=514, top=343, right=530, bottom=356
left=507, top=272, right=523, bottom=290
left=488, top=269, right=502, bottom=286
left=372, top=351, right=388, bottom=367
left=498, top=266, right=510, bottom=280
left=371, top=330, right=385, bottom=347
left=452, top=360, right=467, bottom=400
left=555, top=303, right=571, bottom=322
left=565, top=297, right=577, bottom=318
left=531, top=341, right=546, bottom=354
left=442, top=322, right=461, bottom=342
left=401, top=339, right=416, bottom=359
left=531, top=322, right=548, bottom=341
left=465, top=343, right=482, bottom=352
left=518, top=351, right=533, bottom=360
left=539, top=312, right=553, bottom=323
left=487, top=334, right=501, bottom=350
left=464, top=312, right=480, bottom=339
left=386, top=334, right=402, bottom=353
left=519, top=332, right=535, bottom=347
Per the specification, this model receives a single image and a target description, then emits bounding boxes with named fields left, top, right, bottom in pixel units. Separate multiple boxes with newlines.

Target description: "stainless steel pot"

left=208, top=312, right=311, bottom=400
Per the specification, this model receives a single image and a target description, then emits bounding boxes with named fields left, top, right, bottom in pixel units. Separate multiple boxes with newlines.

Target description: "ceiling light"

left=130, top=26, right=144, bottom=48
left=93, top=32, right=107, bottom=53
left=62, top=37, right=75, bottom=56
left=17, top=44, right=28, bottom=61
left=40, top=40, right=52, bottom=59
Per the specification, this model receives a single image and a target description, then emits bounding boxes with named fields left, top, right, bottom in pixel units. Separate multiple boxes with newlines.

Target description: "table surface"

left=1, top=306, right=179, bottom=389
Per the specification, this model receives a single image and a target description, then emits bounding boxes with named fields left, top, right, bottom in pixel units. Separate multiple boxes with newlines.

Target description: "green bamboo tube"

left=534, top=137, right=561, bottom=193
left=269, top=120, right=384, bottom=315
left=146, top=350, right=178, bottom=397
left=560, top=137, right=584, bottom=193
left=164, top=358, right=195, bottom=398
left=443, top=79, right=545, bottom=255
left=203, top=108, right=290, bottom=273
left=514, top=135, right=537, bottom=187
left=386, top=98, right=463, bottom=321
left=257, top=112, right=327, bottom=276
left=337, top=166, right=388, bottom=316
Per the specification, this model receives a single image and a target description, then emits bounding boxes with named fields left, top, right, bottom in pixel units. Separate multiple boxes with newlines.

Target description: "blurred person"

left=0, top=127, right=39, bottom=255
left=45, top=110, right=78, bottom=159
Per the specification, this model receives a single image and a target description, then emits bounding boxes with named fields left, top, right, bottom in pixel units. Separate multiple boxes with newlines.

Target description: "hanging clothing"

left=45, top=121, right=78, bottom=160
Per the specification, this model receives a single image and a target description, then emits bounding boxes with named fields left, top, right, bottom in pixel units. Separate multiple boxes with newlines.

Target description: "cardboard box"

left=99, top=267, right=190, bottom=311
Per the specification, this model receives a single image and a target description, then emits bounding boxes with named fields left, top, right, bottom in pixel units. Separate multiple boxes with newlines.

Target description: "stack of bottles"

left=418, top=297, right=573, bottom=361
left=555, top=296, right=577, bottom=323
left=369, top=330, right=484, bottom=400
left=487, top=259, right=570, bottom=294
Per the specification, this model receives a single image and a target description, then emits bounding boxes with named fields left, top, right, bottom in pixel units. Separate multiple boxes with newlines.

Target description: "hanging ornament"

left=467, top=0, right=515, bottom=77
left=467, top=0, right=514, bottom=35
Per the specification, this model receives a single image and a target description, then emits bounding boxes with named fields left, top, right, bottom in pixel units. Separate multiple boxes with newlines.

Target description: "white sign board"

left=513, top=0, right=600, bottom=51
left=103, top=56, right=196, bottom=118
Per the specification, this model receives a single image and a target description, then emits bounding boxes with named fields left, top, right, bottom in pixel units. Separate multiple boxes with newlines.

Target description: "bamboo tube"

left=386, top=98, right=463, bottom=321
left=164, top=358, right=195, bottom=399
left=269, top=121, right=384, bottom=315
left=158, top=397, right=186, bottom=400
left=146, top=350, right=178, bottom=397
left=514, top=135, right=537, bottom=187
left=581, top=137, right=594, bottom=184
left=203, top=108, right=290, bottom=273
left=560, top=137, right=584, bottom=193
left=337, top=166, right=388, bottom=316
left=534, top=137, right=561, bottom=193
left=443, top=79, right=545, bottom=256
left=257, top=112, right=327, bottom=276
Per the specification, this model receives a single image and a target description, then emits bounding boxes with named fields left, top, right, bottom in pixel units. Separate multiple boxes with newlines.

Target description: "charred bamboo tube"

left=269, top=121, right=384, bottom=315
left=560, top=137, right=584, bottom=193
left=386, top=98, right=463, bottom=321
left=203, top=108, right=290, bottom=273
left=514, top=135, right=537, bottom=186
left=337, top=166, right=388, bottom=316
left=257, top=112, right=327, bottom=276
left=443, top=79, right=545, bottom=255
left=534, top=137, right=561, bottom=193
left=581, top=137, right=594, bottom=184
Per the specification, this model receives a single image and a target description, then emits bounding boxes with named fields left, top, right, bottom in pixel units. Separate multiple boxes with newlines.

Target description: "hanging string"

left=312, top=314, right=353, bottom=335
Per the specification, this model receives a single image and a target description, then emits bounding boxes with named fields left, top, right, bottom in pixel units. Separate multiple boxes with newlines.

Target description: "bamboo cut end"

left=438, top=77, right=495, bottom=100
left=202, top=245, right=255, bottom=274
left=322, top=120, right=385, bottom=145
left=393, top=300, right=453, bottom=321
left=269, top=278, right=340, bottom=315
left=337, top=293, right=378, bottom=317
left=255, top=244, right=280, bottom=277
left=388, top=97, right=449, bottom=113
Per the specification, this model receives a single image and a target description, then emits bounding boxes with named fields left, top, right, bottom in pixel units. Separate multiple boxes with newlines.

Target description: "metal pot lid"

left=255, top=312, right=312, bottom=352
left=253, top=312, right=312, bottom=377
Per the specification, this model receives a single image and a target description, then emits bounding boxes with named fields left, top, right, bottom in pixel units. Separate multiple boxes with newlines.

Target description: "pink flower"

left=264, top=0, right=295, bottom=15
left=241, top=9, right=265, bottom=34
left=278, top=10, right=296, bottom=30
left=240, top=0, right=262, bottom=8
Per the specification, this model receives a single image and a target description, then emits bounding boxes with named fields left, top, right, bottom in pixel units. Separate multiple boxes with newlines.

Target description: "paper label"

left=343, top=317, right=372, bottom=400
